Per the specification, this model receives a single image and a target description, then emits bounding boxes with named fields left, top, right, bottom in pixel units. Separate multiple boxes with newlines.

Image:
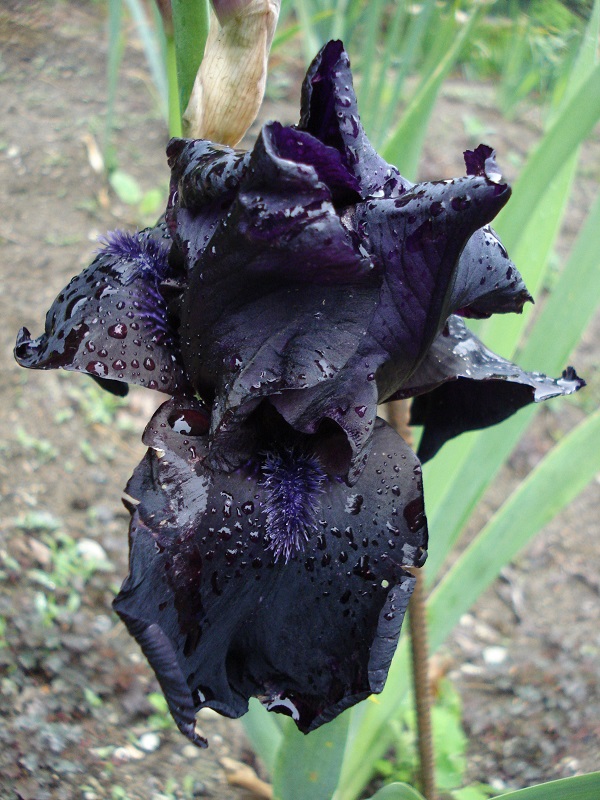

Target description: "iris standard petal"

left=395, top=315, right=585, bottom=461
left=166, top=137, right=251, bottom=271
left=114, top=397, right=427, bottom=743
left=298, top=40, right=410, bottom=199
left=298, top=43, right=532, bottom=320
left=14, top=224, right=189, bottom=396
left=175, top=122, right=381, bottom=467
left=356, top=173, right=511, bottom=391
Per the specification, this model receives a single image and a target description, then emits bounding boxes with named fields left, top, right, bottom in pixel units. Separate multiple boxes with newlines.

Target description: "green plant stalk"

left=166, top=32, right=182, bottom=138
left=171, top=0, right=210, bottom=117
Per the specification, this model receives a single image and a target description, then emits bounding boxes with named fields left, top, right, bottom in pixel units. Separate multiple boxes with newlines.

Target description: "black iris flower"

left=15, top=41, right=583, bottom=746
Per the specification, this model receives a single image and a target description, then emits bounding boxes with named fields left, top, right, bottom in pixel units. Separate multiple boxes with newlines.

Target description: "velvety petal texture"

left=114, top=398, right=427, bottom=742
left=15, top=224, right=189, bottom=396
left=14, top=37, right=586, bottom=747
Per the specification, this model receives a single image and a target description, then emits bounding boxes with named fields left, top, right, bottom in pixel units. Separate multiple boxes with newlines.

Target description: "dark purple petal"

left=395, top=316, right=585, bottom=461
left=166, top=138, right=251, bottom=274
left=450, top=225, right=533, bottom=318
left=464, top=143, right=502, bottom=182
left=298, top=41, right=410, bottom=198
left=14, top=224, right=190, bottom=396
left=176, top=122, right=381, bottom=467
left=113, top=398, right=427, bottom=742
left=355, top=173, right=512, bottom=392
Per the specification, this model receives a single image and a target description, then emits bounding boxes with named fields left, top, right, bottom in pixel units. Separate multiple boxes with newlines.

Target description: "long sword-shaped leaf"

left=424, top=183, right=600, bottom=579
left=273, top=712, right=350, bottom=800
left=381, top=10, right=478, bottom=181
left=494, top=61, right=600, bottom=256
left=338, top=409, right=600, bottom=800
left=366, top=783, right=426, bottom=800
left=242, top=699, right=284, bottom=775
left=428, top=406, right=600, bottom=654
left=498, top=772, right=600, bottom=800
left=124, top=0, right=168, bottom=116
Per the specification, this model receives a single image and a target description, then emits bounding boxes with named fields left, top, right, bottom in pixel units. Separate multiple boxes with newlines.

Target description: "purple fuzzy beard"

left=261, top=449, right=327, bottom=563
left=96, top=230, right=170, bottom=281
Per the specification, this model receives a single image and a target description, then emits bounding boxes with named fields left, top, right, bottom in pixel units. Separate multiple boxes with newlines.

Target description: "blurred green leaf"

left=242, top=699, right=284, bottom=776
left=109, top=169, right=143, bottom=204
left=273, top=711, right=350, bottom=800
left=364, top=783, right=426, bottom=800
left=498, top=772, right=600, bottom=799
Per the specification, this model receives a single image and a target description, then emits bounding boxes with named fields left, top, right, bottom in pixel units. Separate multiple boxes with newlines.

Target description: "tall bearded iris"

left=15, top=41, right=583, bottom=746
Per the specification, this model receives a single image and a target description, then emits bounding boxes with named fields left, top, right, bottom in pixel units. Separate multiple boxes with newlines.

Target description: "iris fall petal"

left=15, top=224, right=189, bottom=396
left=114, top=397, right=427, bottom=740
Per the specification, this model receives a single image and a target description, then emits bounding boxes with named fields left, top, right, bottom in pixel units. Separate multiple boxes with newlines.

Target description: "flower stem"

left=386, top=399, right=436, bottom=800
left=166, top=31, right=182, bottom=138
left=408, top=568, right=435, bottom=800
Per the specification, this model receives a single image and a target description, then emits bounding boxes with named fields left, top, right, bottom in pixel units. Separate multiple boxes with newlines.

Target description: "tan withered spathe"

left=184, top=0, right=280, bottom=146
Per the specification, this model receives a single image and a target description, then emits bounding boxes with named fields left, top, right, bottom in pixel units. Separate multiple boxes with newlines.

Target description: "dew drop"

left=86, top=360, right=108, bottom=377
left=108, top=323, right=127, bottom=339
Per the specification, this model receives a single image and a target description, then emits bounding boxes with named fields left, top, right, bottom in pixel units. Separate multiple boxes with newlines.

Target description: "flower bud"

left=183, top=0, right=280, bottom=146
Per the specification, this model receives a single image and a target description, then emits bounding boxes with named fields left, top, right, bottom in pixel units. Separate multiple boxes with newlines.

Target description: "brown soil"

left=0, top=2, right=598, bottom=799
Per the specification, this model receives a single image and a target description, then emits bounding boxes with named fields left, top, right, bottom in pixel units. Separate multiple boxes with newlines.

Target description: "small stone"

left=483, top=646, right=508, bottom=665
left=113, top=744, right=145, bottom=762
left=182, top=744, right=202, bottom=759
left=76, top=538, right=109, bottom=563
left=137, top=731, right=161, bottom=752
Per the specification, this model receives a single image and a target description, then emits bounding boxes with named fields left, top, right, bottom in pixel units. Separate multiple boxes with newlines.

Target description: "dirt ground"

left=0, top=2, right=598, bottom=799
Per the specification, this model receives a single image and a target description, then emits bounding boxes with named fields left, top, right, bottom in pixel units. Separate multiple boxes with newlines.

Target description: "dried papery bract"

left=184, top=0, right=280, bottom=146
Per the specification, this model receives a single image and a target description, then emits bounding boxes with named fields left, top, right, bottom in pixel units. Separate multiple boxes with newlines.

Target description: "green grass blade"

left=371, top=0, right=439, bottom=148
left=549, top=0, right=600, bottom=116
left=381, top=10, right=478, bottom=180
left=124, top=0, right=168, bottom=116
left=495, top=61, right=600, bottom=256
left=425, top=181, right=600, bottom=576
left=498, top=772, right=600, bottom=800
left=171, top=0, right=210, bottom=115
left=295, top=0, right=322, bottom=64
left=355, top=0, right=385, bottom=114
left=471, top=151, right=577, bottom=358
left=476, top=0, right=599, bottom=356
left=105, top=0, right=124, bottom=170
left=241, top=699, right=284, bottom=775
left=329, top=0, right=350, bottom=41
left=273, top=711, right=350, bottom=800
left=518, top=189, right=600, bottom=370
left=362, top=2, right=408, bottom=138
